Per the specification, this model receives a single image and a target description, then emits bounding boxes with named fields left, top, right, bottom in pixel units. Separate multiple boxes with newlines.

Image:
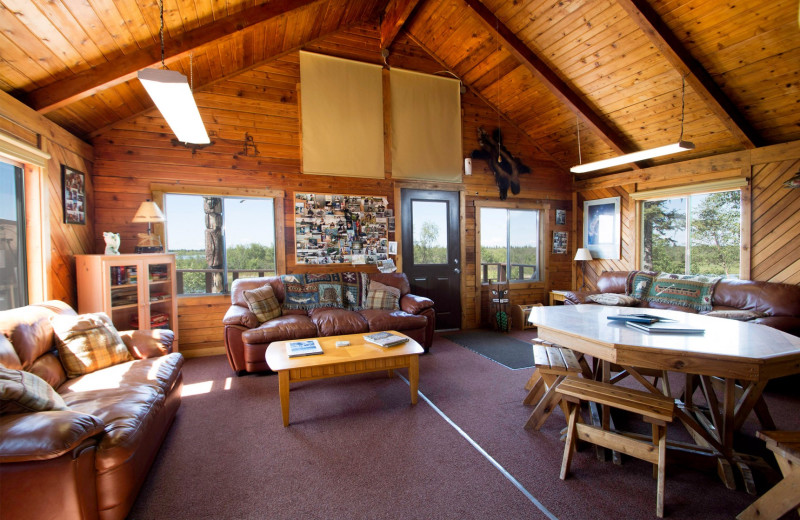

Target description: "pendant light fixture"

left=571, top=75, right=694, bottom=174
left=138, top=0, right=209, bottom=144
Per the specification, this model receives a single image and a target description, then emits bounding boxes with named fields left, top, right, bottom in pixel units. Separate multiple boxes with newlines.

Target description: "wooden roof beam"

left=381, top=0, right=423, bottom=50
left=462, top=0, right=639, bottom=163
left=616, top=0, right=763, bottom=149
left=27, top=0, right=324, bottom=114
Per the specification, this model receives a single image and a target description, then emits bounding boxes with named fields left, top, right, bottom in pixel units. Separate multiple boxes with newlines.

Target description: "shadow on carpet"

left=442, top=330, right=534, bottom=369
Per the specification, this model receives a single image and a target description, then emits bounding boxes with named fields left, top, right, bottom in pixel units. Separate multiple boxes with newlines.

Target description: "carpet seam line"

left=397, top=373, right=559, bottom=520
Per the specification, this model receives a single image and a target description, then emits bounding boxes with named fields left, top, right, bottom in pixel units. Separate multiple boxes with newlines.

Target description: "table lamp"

left=574, top=248, right=593, bottom=290
left=132, top=200, right=166, bottom=253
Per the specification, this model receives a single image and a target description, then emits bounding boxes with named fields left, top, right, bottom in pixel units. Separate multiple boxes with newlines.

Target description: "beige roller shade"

left=390, top=69, right=462, bottom=182
left=299, top=51, right=384, bottom=178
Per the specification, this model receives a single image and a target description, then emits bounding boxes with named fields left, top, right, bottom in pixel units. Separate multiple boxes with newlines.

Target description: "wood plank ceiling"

left=1, top=0, right=798, bottom=178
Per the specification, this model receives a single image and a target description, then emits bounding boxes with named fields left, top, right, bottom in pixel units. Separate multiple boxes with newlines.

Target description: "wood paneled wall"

left=0, top=90, right=94, bottom=308
left=575, top=140, right=800, bottom=290
left=91, top=43, right=571, bottom=356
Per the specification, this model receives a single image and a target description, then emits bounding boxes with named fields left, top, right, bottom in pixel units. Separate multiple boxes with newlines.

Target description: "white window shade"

left=299, top=51, right=384, bottom=178
left=390, top=69, right=462, bottom=182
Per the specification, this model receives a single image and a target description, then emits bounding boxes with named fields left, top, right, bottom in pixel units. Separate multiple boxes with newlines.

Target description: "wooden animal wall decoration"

left=471, top=127, right=531, bottom=200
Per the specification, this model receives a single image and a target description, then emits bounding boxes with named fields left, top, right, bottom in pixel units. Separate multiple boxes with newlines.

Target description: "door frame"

left=394, top=182, right=466, bottom=328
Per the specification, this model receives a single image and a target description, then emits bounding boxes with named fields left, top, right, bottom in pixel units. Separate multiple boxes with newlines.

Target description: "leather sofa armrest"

left=223, top=305, right=259, bottom=329
left=752, top=316, right=800, bottom=338
left=119, top=329, right=175, bottom=358
left=401, top=294, right=434, bottom=315
left=0, top=410, right=105, bottom=463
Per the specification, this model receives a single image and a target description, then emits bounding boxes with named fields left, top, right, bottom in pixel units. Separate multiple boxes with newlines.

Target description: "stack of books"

left=607, top=313, right=704, bottom=334
left=363, top=332, right=409, bottom=347
left=130, top=312, right=170, bottom=330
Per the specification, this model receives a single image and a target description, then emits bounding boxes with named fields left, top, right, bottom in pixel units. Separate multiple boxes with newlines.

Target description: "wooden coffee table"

left=265, top=331, right=424, bottom=426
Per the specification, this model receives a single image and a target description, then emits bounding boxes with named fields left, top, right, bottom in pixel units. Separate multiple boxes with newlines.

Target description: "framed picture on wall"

left=583, top=197, right=620, bottom=259
left=61, top=165, right=86, bottom=225
left=552, top=231, right=567, bottom=254
left=555, top=209, right=566, bottom=226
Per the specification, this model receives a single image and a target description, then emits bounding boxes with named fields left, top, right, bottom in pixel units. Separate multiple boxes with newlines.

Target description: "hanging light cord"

left=679, top=73, right=686, bottom=141
left=159, top=0, right=166, bottom=69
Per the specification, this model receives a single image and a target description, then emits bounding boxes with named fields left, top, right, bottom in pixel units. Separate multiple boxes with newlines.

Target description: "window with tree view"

left=641, top=190, right=740, bottom=277
left=164, top=194, right=276, bottom=295
left=480, top=207, right=540, bottom=283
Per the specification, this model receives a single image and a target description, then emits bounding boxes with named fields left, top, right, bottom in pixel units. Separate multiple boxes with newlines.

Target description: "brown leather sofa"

left=563, top=270, right=800, bottom=337
left=0, top=301, right=183, bottom=520
left=223, top=272, right=435, bottom=374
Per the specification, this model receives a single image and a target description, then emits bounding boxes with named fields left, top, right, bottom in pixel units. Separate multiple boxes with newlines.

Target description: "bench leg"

left=736, top=471, right=800, bottom=520
left=560, top=401, right=580, bottom=480
left=524, top=368, right=541, bottom=391
left=656, top=424, right=667, bottom=518
left=525, top=374, right=564, bottom=431
left=523, top=373, right=545, bottom=405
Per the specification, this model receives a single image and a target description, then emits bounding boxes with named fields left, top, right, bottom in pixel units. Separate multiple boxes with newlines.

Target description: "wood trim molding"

left=629, top=177, right=749, bottom=200
left=0, top=132, right=51, bottom=168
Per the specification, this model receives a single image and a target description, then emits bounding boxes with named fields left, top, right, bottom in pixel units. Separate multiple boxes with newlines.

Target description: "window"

left=479, top=207, right=540, bottom=283
left=411, top=200, right=448, bottom=264
left=164, top=193, right=277, bottom=295
left=641, top=190, right=741, bottom=277
left=0, top=160, right=26, bottom=310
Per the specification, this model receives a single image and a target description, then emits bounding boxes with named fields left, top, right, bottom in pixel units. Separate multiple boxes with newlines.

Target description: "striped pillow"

left=243, top=284, right=282, bottom=323
left=365, top=281, right=401, bottom=310
left=52, top=313, right=133, bottom=378
left=0, top=365, right=69, bottom=414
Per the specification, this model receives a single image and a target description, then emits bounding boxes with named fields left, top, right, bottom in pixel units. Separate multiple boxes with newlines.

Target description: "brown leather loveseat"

left=563, top=270, right=800, bottom=337
left=223, top=272, right=435, bottom=374
left=0, top=301, right=183, bottom=520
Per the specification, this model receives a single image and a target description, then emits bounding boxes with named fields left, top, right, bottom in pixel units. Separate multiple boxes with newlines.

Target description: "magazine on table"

left=626, top=321, right=705, bottom=335
left=286, top=339, right=324, bottom=357
left=363, top=332, right=409, bottom=347
left=607, top=313, right=668, bottom=324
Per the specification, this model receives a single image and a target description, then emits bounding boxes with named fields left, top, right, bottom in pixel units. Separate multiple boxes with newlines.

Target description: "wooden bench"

left=523, top=339, right=584, bottom=430
left=556, top=377, right=676, bottom=518
left=737, top=431, right=800, bottom=520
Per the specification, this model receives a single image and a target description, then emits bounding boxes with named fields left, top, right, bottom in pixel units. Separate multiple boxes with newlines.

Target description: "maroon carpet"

left=129, top=331, right=800, bottom=519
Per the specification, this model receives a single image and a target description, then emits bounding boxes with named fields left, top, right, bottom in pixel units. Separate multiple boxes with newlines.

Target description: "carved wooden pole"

left=203, top=197, right=223, bottom=293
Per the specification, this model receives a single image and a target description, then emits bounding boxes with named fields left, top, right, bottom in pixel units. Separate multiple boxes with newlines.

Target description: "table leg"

left=409, top=355, right=419, bottom=405
left=278, top=370, right=290, bottom=427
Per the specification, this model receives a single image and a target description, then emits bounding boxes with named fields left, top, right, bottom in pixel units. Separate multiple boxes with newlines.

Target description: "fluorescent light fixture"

left=570, top=140, right=695, bottom=174
left=138, top=68, right=210, bottom=144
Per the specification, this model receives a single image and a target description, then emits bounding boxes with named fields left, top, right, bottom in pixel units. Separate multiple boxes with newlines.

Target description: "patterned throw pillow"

left=281, top=273, right=342, bottom=311
left=705, top=310, right=767, bottom=321
left=52, top=313, right=133, bottom=378
left=629, top=271, right=658, bottom=300
left=341, top=271, right=369, bottom=310
left=243, top=284, right=282, bottom=323
left=365, top=280, right=401, bottom=310
left=0, top=365, right=69, bottom=414
left=646, top=274, right=721, bottom=312
left=586, top=293, right=640, bottom=306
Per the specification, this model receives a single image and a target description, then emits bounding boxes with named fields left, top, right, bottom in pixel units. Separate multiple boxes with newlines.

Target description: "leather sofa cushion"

left=58, top=353, right=184, bottom=397
left=358, top=309, right=427, bottom=332
left=241, top=314, right=317, bottom=345
left=714, top=278, right=800, bottom=316
left=369, top=273, right=410, bottom=296
left=597, top=271, right=629, bottom=294
left=231, top=276, right=285, bottom=307
left=309, top=308, right=368, bottom=336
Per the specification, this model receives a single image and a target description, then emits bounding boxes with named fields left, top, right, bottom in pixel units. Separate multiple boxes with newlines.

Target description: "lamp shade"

left=138, top=68, right=210, bottom=144
left=132, top=200, right=166, bottom=223
left=574, top=248, right=593, bottom=261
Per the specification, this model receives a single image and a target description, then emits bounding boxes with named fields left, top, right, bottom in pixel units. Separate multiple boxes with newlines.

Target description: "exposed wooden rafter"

left=380, top=0, right=423, bottom=49
left=27, top=0, right=323, bottom=114
left=615, top=0, right=763, bottom=149
left=462, top=0, right=640, bottom=164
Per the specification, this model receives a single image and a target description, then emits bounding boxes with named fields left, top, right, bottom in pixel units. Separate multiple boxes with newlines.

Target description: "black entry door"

left=400, top=189, right=461, bottom=330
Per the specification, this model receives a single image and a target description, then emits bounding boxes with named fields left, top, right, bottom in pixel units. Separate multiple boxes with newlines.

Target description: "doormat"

left=442, top=331, right=534, bottom=370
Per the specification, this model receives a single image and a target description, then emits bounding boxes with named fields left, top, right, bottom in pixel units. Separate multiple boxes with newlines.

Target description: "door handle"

left=454, top=267, right=461, bottom=274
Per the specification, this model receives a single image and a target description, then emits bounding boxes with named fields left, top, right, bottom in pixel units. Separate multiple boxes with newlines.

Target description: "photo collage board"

left=294, top=192, right=394, bottom=265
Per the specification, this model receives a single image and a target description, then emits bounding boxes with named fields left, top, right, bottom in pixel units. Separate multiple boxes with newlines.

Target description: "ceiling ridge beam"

left=462, top=0, right=640, bottom=164
left=381, top=0, right=424, bottom=50
left=27, top=0, right=325, bottom=114
left=615, top=0, right=763, bottom=149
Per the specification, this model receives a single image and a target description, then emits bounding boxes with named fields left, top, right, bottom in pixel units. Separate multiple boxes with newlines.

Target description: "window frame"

left=475, top=200, right=548, bottom=288
left=151, top=185, right=285, bottom=296
left=631, top=178, right=750, bottom=279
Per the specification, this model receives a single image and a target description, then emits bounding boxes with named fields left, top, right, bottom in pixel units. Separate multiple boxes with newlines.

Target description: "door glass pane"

left=480, top=207, right=507, bottom=283
left=689, top=191, right=740, bottom=277
left=165, top=194, right=206, bottom=294
left=0, top=161, right=25, bottom=310
left=223, top=197, right=276, bottom=288
left=412, top=200, right=448, bottom=264
left=509, top=210, right=539, bottom=281
left=641, top=198, right=686, bottom=273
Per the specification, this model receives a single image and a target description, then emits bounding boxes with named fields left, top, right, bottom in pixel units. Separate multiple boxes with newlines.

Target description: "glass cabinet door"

left=147, top=262, right=172, bottom=330
left=108, top=263, right=139, bottom=331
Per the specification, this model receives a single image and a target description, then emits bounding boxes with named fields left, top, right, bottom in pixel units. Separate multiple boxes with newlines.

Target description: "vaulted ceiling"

left=1, top=0, right=799, bottom=177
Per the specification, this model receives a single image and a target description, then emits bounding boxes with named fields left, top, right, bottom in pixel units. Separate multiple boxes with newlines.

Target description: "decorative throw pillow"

left=705, top=310, right=768, bottom=321
left=365, top=280, right=401, bottom=310
left=0, top=365, right=69, bottom=414
left=281, top=273, right=342, bottom=311
left=629, top=271, right=658, bottom=300
left=243, top=284, right=282, bottom=323
left=341, top=271, right=369, bottom=310
left=586, top=293, right=640, bottom=306
left=52, top=313, right=133, bottom=378
left=645, top=274, right=721, bottom=312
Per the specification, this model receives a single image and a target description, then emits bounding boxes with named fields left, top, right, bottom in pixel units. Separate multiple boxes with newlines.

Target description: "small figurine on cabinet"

left=103, top=232, right=120, bottom=255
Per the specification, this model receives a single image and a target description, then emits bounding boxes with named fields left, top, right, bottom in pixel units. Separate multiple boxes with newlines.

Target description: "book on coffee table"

left=626, top=321, right=705, bottom=334
left=364, top=332, right=409, bottom=348
left=286, top=339, right=324, bottom=357
left=607, top=313, right=671, bottom=324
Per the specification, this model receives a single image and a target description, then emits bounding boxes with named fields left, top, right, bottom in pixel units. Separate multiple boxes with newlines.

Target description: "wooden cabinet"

left=76, top=254, right=178, bottom=351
